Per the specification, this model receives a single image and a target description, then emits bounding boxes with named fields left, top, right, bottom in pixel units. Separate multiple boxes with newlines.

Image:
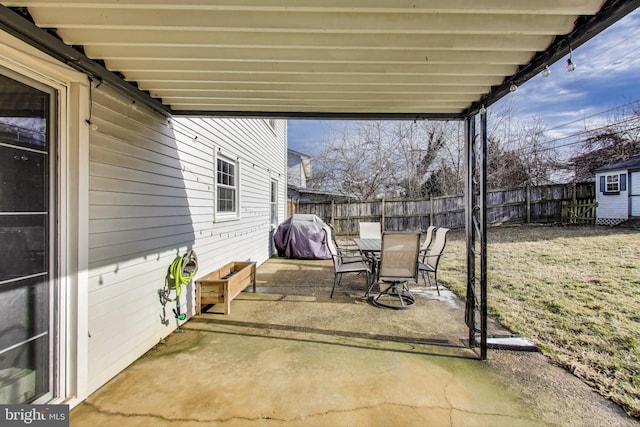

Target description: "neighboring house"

left=0, top=32, right=286, bottom=406
left=595, top=156, right=640, bottom=225
left=289, top=187, right=357, bottom=203
left=287, top=149, right=312, bottom=189
left=286, top=149, right=356, bottom=204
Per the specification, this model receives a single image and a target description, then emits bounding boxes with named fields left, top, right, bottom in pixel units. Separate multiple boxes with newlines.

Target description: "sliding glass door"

left=0, top=70, right=56, bottom=403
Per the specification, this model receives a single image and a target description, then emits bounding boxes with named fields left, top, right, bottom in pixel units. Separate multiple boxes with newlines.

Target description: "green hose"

left=166, top=250, right=198, bottom=297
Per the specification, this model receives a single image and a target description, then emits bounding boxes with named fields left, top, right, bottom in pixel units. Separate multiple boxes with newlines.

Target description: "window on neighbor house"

left=216, top=156, right=238, bottom=217
left=606, top=174, right=619, bottom=192
left=600, top=173, right=627, bottom=195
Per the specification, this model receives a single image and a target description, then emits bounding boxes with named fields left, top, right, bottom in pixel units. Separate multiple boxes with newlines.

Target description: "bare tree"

left=425, top=108, right=557, bottom=195
left=310, top=120, right=452, bottom=199
left=510, top=116, right=557, bottom=186
left=309, top=107, right=562, bottom=199
left=393, top=120, right=453, bottom=198
left=310, top=121, right=397, bottom=199
left=570, top=103, right=640, bottom=180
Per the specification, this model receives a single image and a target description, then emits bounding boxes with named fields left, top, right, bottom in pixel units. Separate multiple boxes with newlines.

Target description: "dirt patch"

left=488, top=350, right=639, bottom=426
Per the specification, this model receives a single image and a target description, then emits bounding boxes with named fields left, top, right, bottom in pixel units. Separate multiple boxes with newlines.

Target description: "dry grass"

left=439, top=224, right=640, bottom=417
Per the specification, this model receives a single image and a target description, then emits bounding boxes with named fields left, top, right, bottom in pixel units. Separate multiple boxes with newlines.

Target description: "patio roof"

left=1, top=0, right=639, bottom=119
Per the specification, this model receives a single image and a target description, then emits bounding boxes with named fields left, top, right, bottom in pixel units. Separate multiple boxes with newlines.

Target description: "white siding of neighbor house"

left=596, top=170, right=629, bottom=220
left=632, top=171, right=640, bottom=217
left=287, top=153, right=306, bottom=188
left=87, top=84, right=286, bottom=394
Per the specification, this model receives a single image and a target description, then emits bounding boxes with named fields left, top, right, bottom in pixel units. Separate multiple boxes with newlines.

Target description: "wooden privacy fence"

left=296, top=182, right=595, bottom=236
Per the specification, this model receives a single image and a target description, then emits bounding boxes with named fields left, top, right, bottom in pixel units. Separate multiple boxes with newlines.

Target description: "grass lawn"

left=439, top=224, right=640, bottom=417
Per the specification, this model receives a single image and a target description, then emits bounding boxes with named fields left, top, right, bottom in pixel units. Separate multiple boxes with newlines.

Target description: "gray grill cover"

left=274, top=214, right=331, bottom=259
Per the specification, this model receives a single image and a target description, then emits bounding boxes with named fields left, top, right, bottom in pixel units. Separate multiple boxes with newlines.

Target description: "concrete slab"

left=70, top=257, right=638, bottom=427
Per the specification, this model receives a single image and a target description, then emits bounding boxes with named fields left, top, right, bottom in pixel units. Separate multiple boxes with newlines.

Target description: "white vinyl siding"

left=87, top=84, right=286, bottom=394
left=287, top=156, right=305, bottom=188
left=631, top=171, right=640, bottom=217
left=596, top=170, right=629, bottom=220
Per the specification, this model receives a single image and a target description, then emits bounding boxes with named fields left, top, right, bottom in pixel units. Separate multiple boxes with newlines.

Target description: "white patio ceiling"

left=1, top=0, right=638, bottom=118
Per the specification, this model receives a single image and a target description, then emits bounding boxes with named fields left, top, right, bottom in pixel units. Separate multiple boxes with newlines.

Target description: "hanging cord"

left=85, top=75, right=103, bottom=128
left=161, top=250, right=198, bottom=321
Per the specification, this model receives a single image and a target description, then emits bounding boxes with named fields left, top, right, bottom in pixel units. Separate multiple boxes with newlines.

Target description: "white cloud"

left=491, top=8, right=640, bottom=162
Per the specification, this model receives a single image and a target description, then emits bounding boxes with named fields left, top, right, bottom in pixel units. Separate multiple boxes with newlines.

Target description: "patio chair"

left=369, top=232, right=420, bottom=309
left=419, top=225, right=436, bottom=256
left=358, top=221, right=382, bottom=239
left=323, top=228, right=371, bottom=298
left=418, top=227, right=450, bottom=295
left=323, top=224, right=363, bottom=264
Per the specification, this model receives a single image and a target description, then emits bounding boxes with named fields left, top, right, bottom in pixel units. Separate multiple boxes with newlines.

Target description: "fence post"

left=430, top=196, right=434, bottom=226
left=525, top=184, right=531, bottom=224
left=331, top=200, right=335, bottom=228
left=381, top=197, right=386, bottom=231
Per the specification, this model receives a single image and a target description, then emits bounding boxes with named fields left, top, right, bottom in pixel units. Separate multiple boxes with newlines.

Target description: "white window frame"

left=0, top=63, right=78, bottom=405
left=214, top=151, right=240, bottom=221
left=605, top=174, right=620, bottom=193
left=270, top=178, right=278, bottom=228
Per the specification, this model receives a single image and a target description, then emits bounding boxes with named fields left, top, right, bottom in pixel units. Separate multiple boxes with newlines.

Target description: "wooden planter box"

left=196, top=261, right=256, bottom=315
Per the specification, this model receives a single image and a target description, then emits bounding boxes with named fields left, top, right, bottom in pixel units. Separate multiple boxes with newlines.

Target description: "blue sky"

left=288, top=8, right=640, bottom=156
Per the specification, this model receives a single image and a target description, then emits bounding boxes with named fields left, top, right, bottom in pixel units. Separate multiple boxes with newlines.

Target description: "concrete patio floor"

left=70, top=256, right=638, bottom=427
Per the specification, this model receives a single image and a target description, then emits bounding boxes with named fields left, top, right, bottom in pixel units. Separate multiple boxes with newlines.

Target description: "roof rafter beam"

left=3, top=0, right=603, bottom=15
left=23, top=8, right=578, bottom=35
left=0, top=4, right=170, bottom=116
left=56, top=29, right=553, bottom=52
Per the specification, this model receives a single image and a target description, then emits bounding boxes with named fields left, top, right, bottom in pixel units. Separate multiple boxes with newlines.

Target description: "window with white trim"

left=270, top=179, right=278, bottom=227
left=606, top=174, right=620, bottom=193
left=216, top=155, right=238, bottom=218
left=600, top=173, right=627, bottom=195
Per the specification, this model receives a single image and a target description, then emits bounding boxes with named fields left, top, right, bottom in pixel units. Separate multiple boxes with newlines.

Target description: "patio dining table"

left=352, top=238, right=381, bottom=255
left=353, top=238, right=381, bottom=295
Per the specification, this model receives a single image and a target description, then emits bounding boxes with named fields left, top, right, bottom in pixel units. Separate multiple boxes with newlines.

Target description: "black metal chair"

left=369, top=232, right=421, bottom=309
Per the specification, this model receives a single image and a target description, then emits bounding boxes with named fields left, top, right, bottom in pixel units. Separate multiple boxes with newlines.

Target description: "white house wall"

left=0, top=31, right=91, bottom=406
left=631, top=171, right=640, bottom=217
left=287, top=153, right=306, bottom=188
left=87, top=84, right=286, bottom=394
left=596, top=170, right=629, bottom=225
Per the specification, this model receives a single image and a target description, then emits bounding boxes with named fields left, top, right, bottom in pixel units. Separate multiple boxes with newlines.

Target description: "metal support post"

left=464, top=112, right=488, bottom=360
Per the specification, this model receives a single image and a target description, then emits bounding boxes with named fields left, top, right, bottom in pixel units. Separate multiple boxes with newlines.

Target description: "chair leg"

left=425, top=271, right=440, bottom=296
left=364, top=271, right=370, bottom=297
left=365, top=271, right=375, bottom=298
left=331, top=274, right=342, bottom=298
